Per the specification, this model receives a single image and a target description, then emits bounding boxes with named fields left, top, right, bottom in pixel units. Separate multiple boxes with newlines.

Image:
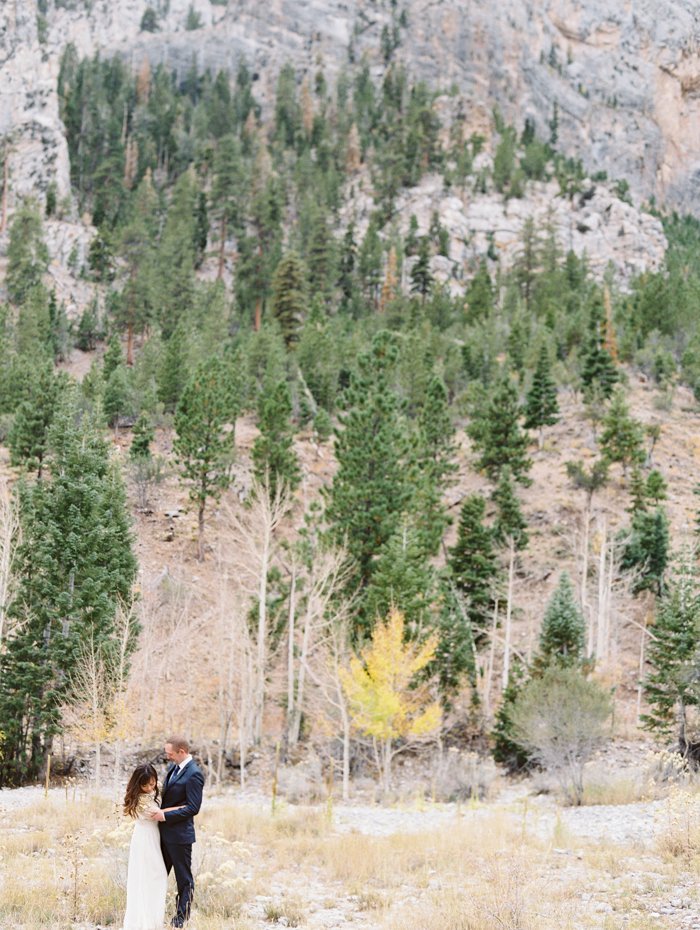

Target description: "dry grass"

left=0, top=792, right=692, bottom=930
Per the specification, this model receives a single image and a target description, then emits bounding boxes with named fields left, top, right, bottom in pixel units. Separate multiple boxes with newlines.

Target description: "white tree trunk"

left=287, top=564, right=297, bottom=736
left=502, top=540, right=515, bottom=691
left=596, top=517, right=607, bottom=660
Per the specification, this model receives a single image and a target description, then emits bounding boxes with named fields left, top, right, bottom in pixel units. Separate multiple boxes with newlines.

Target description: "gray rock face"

left=5, top=0, right=699, bottom=215
left=0, top=0, right=693, bottom=270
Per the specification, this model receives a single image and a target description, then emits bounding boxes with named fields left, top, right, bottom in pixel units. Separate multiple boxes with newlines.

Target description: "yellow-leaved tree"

left=341, top=609, right=442, bottom=791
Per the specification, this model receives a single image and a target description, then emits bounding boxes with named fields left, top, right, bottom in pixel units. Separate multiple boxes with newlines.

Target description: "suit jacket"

left=159, top=759, right=204, bottom=846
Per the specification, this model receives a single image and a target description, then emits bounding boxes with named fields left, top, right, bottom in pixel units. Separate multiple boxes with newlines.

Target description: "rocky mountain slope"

left=4, top=0, right=700, bottom=218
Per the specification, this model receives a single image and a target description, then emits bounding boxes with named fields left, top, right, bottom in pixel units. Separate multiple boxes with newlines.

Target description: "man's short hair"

left=166, top=734, right=189, bottom=753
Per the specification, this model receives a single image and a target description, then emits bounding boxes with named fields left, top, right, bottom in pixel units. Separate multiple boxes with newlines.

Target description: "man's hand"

left=150, top=809, right=166, bottom=822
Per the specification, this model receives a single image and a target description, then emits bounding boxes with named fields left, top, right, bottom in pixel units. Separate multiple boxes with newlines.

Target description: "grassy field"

left=1, top=785, right=699, bottom=930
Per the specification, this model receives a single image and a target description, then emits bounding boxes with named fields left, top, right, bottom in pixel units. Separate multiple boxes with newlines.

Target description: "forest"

left=1, top=39, right=700, bottom=796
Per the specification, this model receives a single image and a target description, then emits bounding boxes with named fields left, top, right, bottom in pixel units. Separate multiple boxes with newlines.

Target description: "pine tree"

left=448, top=494, right=498, bottom=640
left=0, top=406, right=137, bottom=783
left=212, top=134, right=245, bottom=280
left=6, top=199, right=49, bottom=305
left=130, top=413, right=154, bottom=460
left=535, top=572, right=586, bottom=669
left=599, top=388, right=644, bottom=478
left=464, top=260, right=493, bottom=321
left=412, top=375, right=458, bottom=557
left=641, top=560, right=700, bottom=744
left=581, top=291, right=619, bottom=399
left=104, top=365, right=132, bottom=433
left=646, top=469, right=668, bottom=504
left=627, top=465, right=648, bottom=514
left=492, top=467, right=529, bottom=550
left=364, top=526, right=436, bottom=636
left=157, top=321, right=190, bottom=413
left=325, top=331, right=412, bottom=630
left=523, top=345, right=560, bottom=449
left=432, top=580, right=476, bottom=700
left=467, top=377, right=532, bottom=485
left=621, top=506, right=669, bottom=596
left=252, top=379, right=301, bottom=499
left=410, top=236, right=433, bottom=302
left=270, top=251, right=306, bottom=348
left=102, top=333, right=123, bottom=381
left=116, top=176, right=158, bottom=365
left=9, top=364, right=68, bottom=479
left=154, top=171, right=197, bottom=340
left=491, top=664, right=531, bottom=771
left=307, top=209, right=337, bottom=306
left=174, top=356, right=240, bottom=561
left=338, top=221, right=358, bottom=314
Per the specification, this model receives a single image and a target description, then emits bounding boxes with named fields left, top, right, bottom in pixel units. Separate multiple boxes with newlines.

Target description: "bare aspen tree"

left=222, top=479, right=290, bottom=744
left=110, top=602, right=136, bottom=798
left=502, top=537, right=516, bottom=691
left=301, top=600, right=354, bottom=799
left=290, top=546, right=351, bottom=745
left=0, top=481, right=19, bottom=653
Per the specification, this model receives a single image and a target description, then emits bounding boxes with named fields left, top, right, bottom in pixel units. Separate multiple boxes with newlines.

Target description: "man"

left=151, top=735, right=204, bottom=927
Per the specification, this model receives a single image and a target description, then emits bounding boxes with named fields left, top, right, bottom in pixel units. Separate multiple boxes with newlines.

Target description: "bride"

left=121, top=763, right=181, bottom=930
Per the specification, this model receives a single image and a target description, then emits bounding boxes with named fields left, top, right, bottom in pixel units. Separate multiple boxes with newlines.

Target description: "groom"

left=151, top=735, right=204, bottom=927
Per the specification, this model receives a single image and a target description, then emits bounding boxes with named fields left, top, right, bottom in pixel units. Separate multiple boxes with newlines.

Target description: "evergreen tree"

left=87, top=225, right=116, bottom=283
left=641, top=560, right=700, bottom=744
left=174, top=356, right=239, bottom=560
left=535, top=572, right=586, bottom=669
left=627, top=465, right=648, bottom=514
left=492, top=467, right=529, bottom=550
left=581, top=292, right=619, bottom=399
left=6, top=199, right=49, bottom=306
left=412, top=375, right=458, bottom=557
left=103, top=365, right=132, bottom=432
left=523, top=345, right=560, bottom=449
left=646, top=469, right=668, bottom=504
left=9, top=365, right=68, bottom=479
left=270, top=251, right=306, bottom=349
left=358, top=221, right=383, bottom=310
left=212, top=134, right=245, bottom=279
left=116, top=176, right=158, bottom=365
left=102, top=333, right=123, bottom=381
left=448, top=494, right=498, bottom=640
left=599, top=388, right=644, bottom=478
left=410, top=236, right=433, bottom=301
left=157, top=321, right=190, bottom=412
left=365, top=525, right=436, bottom=636
left=325, top=331, right=412, bottom=630
left=464, top=260, right=493, bottom=321
left=491, top=664, right=531, bottom=771
left=467, top=377, right=532, bottom=486
left=130, top=413, right=155, bottom=460
left=0, top=407, right=137, bottom=783
left=338, top=221, right=358, bottom=314
left=306, top=208, right=337, bottom=306
left=252, top=379, right=301, bottom=499
left=154, top=172, right=197, bottom=340
left=621, top=506, right=669, bottom=596
left=432, top=580, right=476, bottom=699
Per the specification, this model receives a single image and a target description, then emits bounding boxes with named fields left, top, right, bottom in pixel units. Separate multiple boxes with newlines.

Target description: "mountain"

left=4, top=0, right=700, bottom=215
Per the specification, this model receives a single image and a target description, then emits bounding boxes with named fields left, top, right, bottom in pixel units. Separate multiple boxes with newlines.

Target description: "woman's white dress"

left=123, top=794, right=167, bottom=930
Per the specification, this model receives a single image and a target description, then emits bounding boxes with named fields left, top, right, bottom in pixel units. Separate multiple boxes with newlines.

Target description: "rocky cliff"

left=1, top=0, right=692, bottom=296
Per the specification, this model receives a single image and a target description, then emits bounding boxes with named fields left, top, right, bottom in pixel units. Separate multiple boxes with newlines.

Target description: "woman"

left=122, top=763, right=181, bottom=930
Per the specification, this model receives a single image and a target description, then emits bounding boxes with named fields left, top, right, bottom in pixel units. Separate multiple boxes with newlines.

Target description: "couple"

left=122, top=735, right=205, bottom=930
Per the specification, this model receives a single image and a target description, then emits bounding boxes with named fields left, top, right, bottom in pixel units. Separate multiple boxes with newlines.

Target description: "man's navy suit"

left=159, top=758, right=204, bottom=926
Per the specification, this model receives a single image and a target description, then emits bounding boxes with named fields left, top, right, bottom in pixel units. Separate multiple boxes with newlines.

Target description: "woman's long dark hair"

left=123, top=763, right=159, bottom=818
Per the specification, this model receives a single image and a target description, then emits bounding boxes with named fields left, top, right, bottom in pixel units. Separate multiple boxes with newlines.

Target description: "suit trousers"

left=161, top=839, right=194, bottom=926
